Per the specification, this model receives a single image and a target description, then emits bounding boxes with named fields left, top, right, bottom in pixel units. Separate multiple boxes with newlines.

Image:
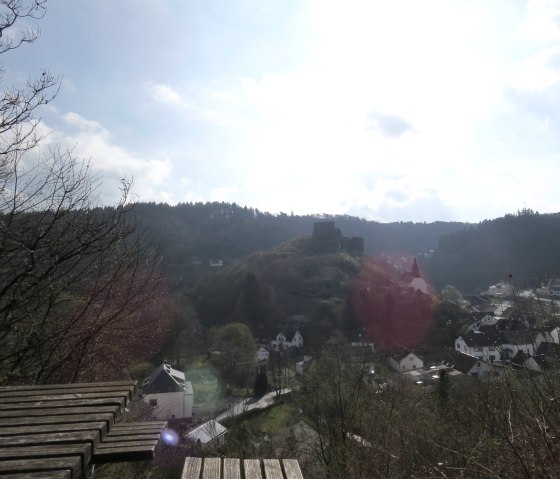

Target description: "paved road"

left=216, top=388, right=291, bottom=421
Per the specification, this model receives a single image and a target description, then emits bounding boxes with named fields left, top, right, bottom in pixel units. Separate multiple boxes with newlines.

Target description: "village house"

left=467, top=312, right=498, bottom=332
left=511, top=351, right=542, bottom=372
left=440, top=350, right=494, bottom=378
left=455, top=329, right=545, bottom=362
left=141, top=363, right=193, bottom=421
left=388, top=350, right=424, bottom=371
left=488, top=281, right=514, bottom=297
left=255, top=346, right=270, bottom=362
left=455, top=330, right=502, bottom=362
left=270, top=329, right=304, bottom=351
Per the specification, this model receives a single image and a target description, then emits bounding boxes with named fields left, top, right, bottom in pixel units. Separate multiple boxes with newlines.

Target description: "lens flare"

left=161, top=428, right=179, bottom=446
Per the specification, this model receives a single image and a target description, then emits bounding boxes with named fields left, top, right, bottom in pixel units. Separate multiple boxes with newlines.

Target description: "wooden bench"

left=182, top=457, right=304, bottom=479
left=0, top=381, right=167, bottom=478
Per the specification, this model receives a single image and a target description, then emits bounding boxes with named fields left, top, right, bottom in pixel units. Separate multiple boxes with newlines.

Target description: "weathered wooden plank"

left=0, top=443, right=91, bottom=466
left=0, top=381, right=137, bottom=392
left=108, top=422, right=167, bottom=431
left=223, top=458, right=241, bottom=479
left=92, top=444, right=156, bottom=463
left=95, top=439, right=158, bottom=449
left=0, top=456, right=81, bottom=478
left=0, top=405, right=119, bottom=418
left=282, top=460, right=304, bottom=479
left=0, top=385, right=134, bottom=399
left=0, top=392, right=132, bottom=406
left=202, top=457, right=221, bottom=479
left=0, top=397, right=126, bottom=411
left=0, top=430, right=99, bottom=448
left=181, top=457, right=202, bottom=479
left=263, top=459, right=283, bottom=479
left=0, top=422, right=107, bottom=437
left=0, top=470, right=71, bottom=478
left=244, top=459, right=263, bottom=479
left=101, top=434, right=160, bottom=442
left=0, top=413, right=114, bottom=428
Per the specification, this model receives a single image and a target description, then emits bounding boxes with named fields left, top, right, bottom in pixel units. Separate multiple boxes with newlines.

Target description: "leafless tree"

left=0, top=1, right=162, bottom=384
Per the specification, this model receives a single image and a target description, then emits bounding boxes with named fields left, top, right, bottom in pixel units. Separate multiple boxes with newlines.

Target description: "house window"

left=149, top=399, right=157, bottom=407
left=489, top=355, right=495, bottom=362
left=456, top=343, right=460, bottom=349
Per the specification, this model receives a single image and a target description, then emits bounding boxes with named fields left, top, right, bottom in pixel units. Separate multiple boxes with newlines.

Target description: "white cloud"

left=145, top=82, right=186, bottom=107
left=518, top=0, right=560, bottom=41
left=40, top=112, right=174, bottom=204
left=510, top=46, right=560, bottom=90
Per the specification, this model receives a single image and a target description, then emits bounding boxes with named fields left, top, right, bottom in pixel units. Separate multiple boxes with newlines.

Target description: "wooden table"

left=0, top=380, right=166, bottom=478
left=182, top=457, right=304, bottom=479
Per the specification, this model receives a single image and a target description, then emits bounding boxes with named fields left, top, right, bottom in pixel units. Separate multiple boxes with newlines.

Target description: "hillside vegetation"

left=425, top=209, right=560, bottom=293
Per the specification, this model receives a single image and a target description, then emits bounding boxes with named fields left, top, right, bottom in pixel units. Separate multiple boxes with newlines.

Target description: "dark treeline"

left=129, top=201, right=466, bottom=286
left=425, top=209, right=560, bottom=293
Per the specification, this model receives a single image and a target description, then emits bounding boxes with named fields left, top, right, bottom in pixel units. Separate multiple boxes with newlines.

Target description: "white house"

left=141, top=363, right=193, bottom=421
left=270, top=329, right=304, bottom=351
left=456, top=329, right=545, bottom=362
left=185, top=420, right=227, bottom=448
left=291, top=329, right=304, bottom=348
left=501, top=330, right=545, bottom=360
left=455, top=330, right=502, bottom=362
left=488, top=281, right=514, bottom=297
left=441, top=350, right=493, bottom=378
left=256, top=346, right=270, bottom=362
left=388, top=350, right=424, bottom=372
left=467, top=314, right=498, bottom=332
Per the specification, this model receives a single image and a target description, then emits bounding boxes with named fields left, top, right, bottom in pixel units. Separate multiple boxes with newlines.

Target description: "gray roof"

left=186, top=420, right=227, bottom=444
left=460, top=330, right=502, bottom=347
left=440, top=350, right=481, bottom=374
left=142, top=363, right=192, bottom=395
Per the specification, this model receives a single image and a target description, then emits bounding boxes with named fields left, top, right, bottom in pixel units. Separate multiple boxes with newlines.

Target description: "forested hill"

left=424, top=210, right=560, bottom=293
left=130, top=202, right=466, bottom=285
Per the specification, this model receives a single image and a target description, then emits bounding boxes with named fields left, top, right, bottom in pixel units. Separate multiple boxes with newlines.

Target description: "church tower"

left=412, top=257, right=421, bottom=278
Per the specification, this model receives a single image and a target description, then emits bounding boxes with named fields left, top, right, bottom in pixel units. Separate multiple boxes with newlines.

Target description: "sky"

left=4, top=0, right=560, bottom=223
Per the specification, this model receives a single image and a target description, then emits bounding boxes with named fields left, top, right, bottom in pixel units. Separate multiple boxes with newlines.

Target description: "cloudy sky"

left=4, top=0, right=560, bottom=222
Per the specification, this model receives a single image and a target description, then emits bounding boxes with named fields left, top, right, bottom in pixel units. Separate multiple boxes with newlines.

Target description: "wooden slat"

left=0, top=381, right=137, bottom=392
left=0, top=385, right=134, bottom=399
left=0, top=405, right=119, bottom=418
left=202, top=457, right=221, bottom=479
left=0, top=413, right=114, bottom=428
left=0, top=421, right=107, bottom=438
left=0, top=456, right=81, bottom=478
left=0, top=397, right=126, bottom=411
left=223, top=458, right=241, bottom=479
left=282, top=459, right=304, bottom=479
left=0, top=443, right=91, bottom=466
left=244, top=459, right=263, bottom=479
left=95, top=439, right=158, bottom=452
left=109, top=422, right=167, bottom=430
left=182, top=457, right=202, bottom=479
left=0, top=430, right=99, bottom=448
left=0, top=392, right=132, bottom=405
left=0, top=470, right=71, bottom=478
left=262, top=459, right=283, bottom=479
left=101, top=434, right=160, bottom=442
